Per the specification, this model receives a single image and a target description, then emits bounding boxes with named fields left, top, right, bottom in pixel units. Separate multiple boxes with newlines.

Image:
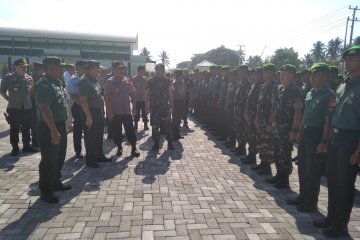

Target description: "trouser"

left=134, top=101, right=148, bottom=123
left=31, top=105, right=38, bottom=146
left=226, top=105, right=235, bottom=144
left=7, top=108, right=32, bottom=148
left=326, top=128, right=360, bottom=230
left=274, top=132, right=293, bottom=175
left=71, top=103, right=83, bottom=155
left=257, top=129, right=276, bottom=163
left=182, top=92, right=190, bottom=124
left=81, top=108, right=104, bottom=164
left=172, top=99, right=185, bottom=138
left=150, top=111, right=172, bottom=143
left=297, top=126, right=323, bottom=207
left=112, top=114, right=137, bottom=147
left=37, top=121, right=67, bottom=196
left=66, top=99, right=73, bottom=130
left=246, top=122, right=257, bottom=154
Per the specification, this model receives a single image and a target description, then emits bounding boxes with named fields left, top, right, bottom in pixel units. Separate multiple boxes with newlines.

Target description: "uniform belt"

left=333, top=128, right=360, bottom=134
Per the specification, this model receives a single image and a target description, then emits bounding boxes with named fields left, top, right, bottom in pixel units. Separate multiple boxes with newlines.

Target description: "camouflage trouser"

left=273, top=133, right=293, bottom=174
left=234, top=116, right=246, bottom=145
left=246, top=122, right=257, bottom=153
left=150, top=111, right=172, bottom=143
left=256, top=129, right=276, bottom=163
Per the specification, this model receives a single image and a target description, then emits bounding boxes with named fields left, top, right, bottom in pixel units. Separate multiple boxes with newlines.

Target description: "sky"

left=0, top=0, right=359, bottom=68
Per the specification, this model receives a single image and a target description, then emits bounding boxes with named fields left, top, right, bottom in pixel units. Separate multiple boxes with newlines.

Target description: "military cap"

left=329, top=66, right=339, bottom=75
left=279, top=64, right=297, bottom=73
left=222, top=65, right=230, bottom=70
left=262, top=63, right=276, bottom=72
left=310, top=63, right=330, bottom=73
left=87, top=60, right=100, bottom=69
left=342, top=45, right=360, bottom=59
left=250, top=67, right=262, bottom=73
left=155, top=63, right=165, bottom=70
left=76, top=60, right=87, bottom=67
left=43, top=57, right=66, bottom=66
left=14, top=58, right=30, bottom=67
left=237, top=64, right=249, bottom=70
left=32, top=62, right=44, bottom=69
left=112, top=60, right=123, bottom=68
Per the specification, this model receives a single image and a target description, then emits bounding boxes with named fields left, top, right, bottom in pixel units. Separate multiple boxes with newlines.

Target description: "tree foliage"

left=159, top=51, right=170, bottom=67
left=268, top=47, right=300, bottom=69
left=139, top=47, right=153, bottom=62
left=246, top=55, right=263, bottom=69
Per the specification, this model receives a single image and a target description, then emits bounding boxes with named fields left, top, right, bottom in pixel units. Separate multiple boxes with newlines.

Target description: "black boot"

left=22, top=144, right=39, bottom=153
left=275, top=172, right=290, bottom=189
left=167, top=141, right=175, bottom=150
left=257, top=162, right=272, bottom=175
left=251, top=163, right=262, bottom=171
left=116, top=146, right=123, bottom=156
left=131, top=147, right=140, bottom=157
left=11, top=145, right=19, bottom=156
left=236, top=144, right=247, bottom=156
left=265, top=171, right=280, bottom=184
left=243, top=151, right=256, bottom=165
left=151, top=142, right=160, bottom=151
left=134, top=122, right=138, bottom=130
left=144, top=122, right=149, bottom=131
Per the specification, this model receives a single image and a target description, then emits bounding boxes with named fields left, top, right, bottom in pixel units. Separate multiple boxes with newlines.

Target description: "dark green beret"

left=229, top=69, right=238, bottom=75
left=342, top=45, right=360, bottom=60
left=87, top=60, right=100, bottom=69
left=262, top=63, right=276, bottom=72
left=279, top=64, right=297, bottom=73
left=43, top=57, right=66, bottom=66
left=237, top=64, right=249, bottom=70
left=251, top=67, right=262, bottom=73
left=222, top=65, right=230, bottom=70
left=310, top=63, right=330, bottom=73
left=32, top=62, right=44, bottom=69
left=329, top=66, right=339, bottom=75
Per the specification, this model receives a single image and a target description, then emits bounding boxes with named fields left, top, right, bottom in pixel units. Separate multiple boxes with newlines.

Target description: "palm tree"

left=327, top=37, right=343, bottom=61
left=311, top=41, right=326, bottom=62
left=159, top=51, right=170, bottom=67
left=140, top=47, right=153, bottom=62
left=301, top=53, right=314, bottom=68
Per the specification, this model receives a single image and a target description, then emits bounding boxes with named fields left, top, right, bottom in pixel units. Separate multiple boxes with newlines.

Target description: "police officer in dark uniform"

left=67, top=60, right=87, bottom=158
left=35, top=57, right=71, bottom=204
left=78, top=60, right=111, bottom=168
left=146, top=63, right=174, bottom=151
left=287, top=63, right=335, bottom=212
left=30, top=62, right=44, bottom=148
left=104, top=62, right=140, bottom=157
left=182, top=69, right=194, bottom=128
left=0, top=58, right=38, bottom=156
left=313, top=45, right=360, bottom=238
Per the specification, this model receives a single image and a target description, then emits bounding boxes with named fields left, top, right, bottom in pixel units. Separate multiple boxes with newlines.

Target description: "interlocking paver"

left=0, top=96, right=360, bottom=240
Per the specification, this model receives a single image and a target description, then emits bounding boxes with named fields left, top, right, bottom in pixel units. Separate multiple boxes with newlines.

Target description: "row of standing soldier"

left=191, top=45, right=360, bottom=238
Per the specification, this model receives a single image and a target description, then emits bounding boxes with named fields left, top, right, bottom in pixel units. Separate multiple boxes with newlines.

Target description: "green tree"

left=301, top=53, right=314, bottom=68
left=269, top=47, right=300, bottom=69
left=139, top=47, right=153, bottom=62
left=311, top=41, right=326, bottom=62
left=159, top=51, right=170, bottom=67
left=327, top=37, right=343, bottom=61
left=176, top=61, right=191, bottom=69
left=190, top=46, right=241, bottom=67
left=246, top=55, right=263, bottom=69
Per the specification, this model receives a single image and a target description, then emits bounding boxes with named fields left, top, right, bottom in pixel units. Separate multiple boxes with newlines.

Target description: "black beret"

left=87, top=60, right=100, bottom=69
left=32, top=62, right=43, bottom=69
left=14, top=58, right=30, bottom=66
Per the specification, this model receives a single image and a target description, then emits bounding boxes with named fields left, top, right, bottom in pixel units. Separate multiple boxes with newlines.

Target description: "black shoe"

left=231, top=147, right=240, bottom=153
left=266, top=173, right=280, bottom=184
left=131, top=149, right=140, bottom=157
left=134, top=123, right=138, bottom=130
left=167, top=143, right=175, bottom=150
left=275, top=174, right=290, bottom=189
left=86, top=162, right=99, bottom=168
left=183, top=123, right=189, bottom=128
left=296, top=204, right=317, bottom=213
left=144, top=124, right=149, bottom=131
left=116, top=148, right=123, bottom=157
left=152, top=142, right=160, bottom=151
left=40, top=194, right=59, bottom=204
left=22, top=146, right=39, bottom=153
left=286, top=196, right=302, bottom=206
left=11, top=147, right=19, bottom=156
left=54, top=184, right=72, bottom=191
left=251, top=164, right=262, bottom=171
left=313, top=218, right=332, bottom=229
left=97, top=155, right=112, bottom=163
left=243, top=157, right=256, bottom=165
left=75, top=153, right=84, bottom=158
left=323, top=227, right=348, bottom=238
left=256, top=166, right=272, bottom=175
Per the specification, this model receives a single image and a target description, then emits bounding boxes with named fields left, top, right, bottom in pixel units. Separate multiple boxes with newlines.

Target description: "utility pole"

left=344, top=17, right=350, bottom=49
left=349, top=5, right=359, bottom=47
left=238, top=44, right=245, bottom=65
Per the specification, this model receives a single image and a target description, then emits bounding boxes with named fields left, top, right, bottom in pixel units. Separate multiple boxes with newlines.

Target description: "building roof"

left=196, top=60, right=216, bottom=67
left=0, top=26, right=138, bottom=43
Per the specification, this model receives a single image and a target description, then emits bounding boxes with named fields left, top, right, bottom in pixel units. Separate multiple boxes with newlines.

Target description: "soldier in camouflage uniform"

left=233, top=65, right=251, bottom=156
left=253, top=63, right=278, bottom=175
left=217, top=66, right=230, bottom=141
left=224, top=69, right=238, bottom=148
left=243, top=67, right=263, bottom=164
left=147, top=63, right=174, bottom=151
left=267, top=64, right=303, bottom=189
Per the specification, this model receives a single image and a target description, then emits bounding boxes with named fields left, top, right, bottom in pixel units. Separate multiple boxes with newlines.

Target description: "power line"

left=300, top=7, right=348, bottom=26
left=349, top=5, right=359, bottom=47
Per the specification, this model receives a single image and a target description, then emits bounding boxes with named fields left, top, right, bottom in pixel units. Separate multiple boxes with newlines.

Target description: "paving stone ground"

left=0, top=97, right=360, bottom=240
